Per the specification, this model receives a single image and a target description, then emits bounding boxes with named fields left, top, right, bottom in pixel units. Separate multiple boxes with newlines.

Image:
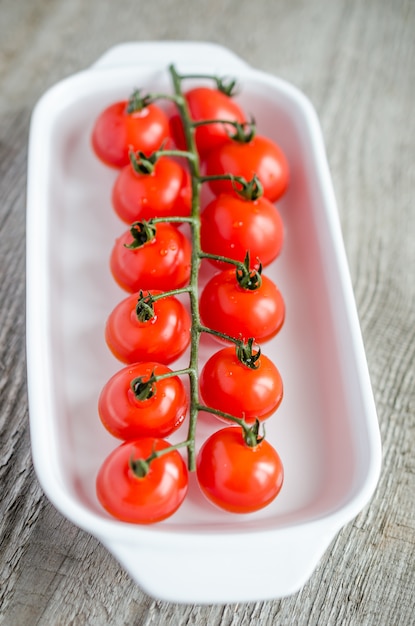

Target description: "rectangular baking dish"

left=26, top=41, right=381, bottom=604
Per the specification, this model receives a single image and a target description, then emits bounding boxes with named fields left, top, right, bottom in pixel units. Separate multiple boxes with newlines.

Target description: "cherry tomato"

left=91, top=98, right=172, bottom=168
left=196, top=427, right=284, bottom=513
left=199, top=270, right=285, bottom=343
left=170, top=86, right=246, bottom=156
left=98, top=362, right=188, bottom=439
left=96, top=438, right=188, bottom=523
left=199, top=347, right=283, bottom=424
left=204, top=134, right=289, bottom=202
left=105, top=290, right=191, bottom=365
left=112, top=156, right=192, bottom=224
left=201, top=193, right=284, bottom=268
left=110, top=222, right=191, bottom=293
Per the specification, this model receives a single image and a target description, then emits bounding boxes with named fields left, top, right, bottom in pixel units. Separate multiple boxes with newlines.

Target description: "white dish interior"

left=26, top=42, right=381, bottom=604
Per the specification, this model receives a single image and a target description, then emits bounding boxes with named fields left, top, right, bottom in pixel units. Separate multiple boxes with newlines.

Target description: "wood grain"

left=1, top=0, right=414, bottom=624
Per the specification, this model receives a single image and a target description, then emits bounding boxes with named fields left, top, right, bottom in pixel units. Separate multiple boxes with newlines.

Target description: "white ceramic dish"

left=26, top=42, right=381, bottom=604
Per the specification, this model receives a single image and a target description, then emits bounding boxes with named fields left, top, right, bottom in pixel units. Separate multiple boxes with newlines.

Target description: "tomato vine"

left=94, top=64, right=288, bottom=520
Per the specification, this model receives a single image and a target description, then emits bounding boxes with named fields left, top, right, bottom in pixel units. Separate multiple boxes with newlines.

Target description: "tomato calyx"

left=234, top=174, right=263, bottom=201
left=135, top=290, right=156, bottom=322
left=126, top=89, right=154, bottom=114
left=129, top=150, right=160, bottom=174
left=124, top=220, right=157, bottom=249
left=243, top=418, right=265, bottom=448
left=235, top=252, right=262, bottom=290
left=236, top=338, right=261, bottom=370
left=214, top=76, right=239, bottom=97
left=130, top=371, right=157, bottom=401
left=228, top=118, right=256, bottom=144
left=129, top=446, right=164, bottom=478
left=129, top=453, right=152, bottom=478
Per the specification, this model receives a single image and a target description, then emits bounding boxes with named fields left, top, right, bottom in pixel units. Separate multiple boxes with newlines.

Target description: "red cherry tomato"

left=98, top=362, right=188, bottom=439
left=112, top=156, right=192, bottom=224
left=201, top=194, right=284, bottom=268
left=196, top=427, right=284, bottom=513
left=199, top=347, right=283, bottom=424
left=110, top=222, right=191, bottom=293
left=105, top=290, right=191, bottom=365
left=204, top=135, right=289, bottom=202
left=91, top=99, right=171, bottom=168
left=199, top=270, right=285, bottom=343
left=96, top=438, right=188, bottom=523
left=170, top=86, right=246, bottom=156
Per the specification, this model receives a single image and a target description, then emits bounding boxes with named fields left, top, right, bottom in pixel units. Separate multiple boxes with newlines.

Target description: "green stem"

left=152, top=148, right=197, bottom=162
left=195, top=405, right=263, bottom=447
left=132, top=92, right=183, bottom=107
left=135, top=287, right=192, bottom=322
left=150, top=286, right=193, bottom=301
left=170, top=72, right=238, bottom=96
left=169, top=64, right=203, bottom=472
left=196, top=403, right=245, bottom=426
left=191, top=118, right=241, bottom=128
left=150, top=216, right=195, bottom=226
left=130, top=439, right=192, bottom=478
left=199, top=251, right=245, bottom=269
left=130, top=367, right=195, bottom=402
left=198, top=173, right=263, bottom=201
left=198, top=324, right=243, bottom=346
left=197, top=173, right=247, bottom=187
left=135, top=66, right=265, bottom=472
left=151, top=367, right=194, bottom=381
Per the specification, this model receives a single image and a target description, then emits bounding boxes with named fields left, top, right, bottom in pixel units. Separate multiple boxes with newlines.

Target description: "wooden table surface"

left=1, top=0, right=414, bottom=624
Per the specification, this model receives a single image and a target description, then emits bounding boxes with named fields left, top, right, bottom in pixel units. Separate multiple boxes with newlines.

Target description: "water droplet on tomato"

left=160, top=249, right=169, bottom=256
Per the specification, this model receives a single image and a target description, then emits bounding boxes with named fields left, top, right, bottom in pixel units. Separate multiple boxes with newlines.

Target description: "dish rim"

left=26, top=40, right=382, bottom=555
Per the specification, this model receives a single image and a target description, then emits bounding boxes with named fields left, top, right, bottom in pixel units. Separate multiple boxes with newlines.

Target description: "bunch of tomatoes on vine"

left=91, top=65, right=289, bottom=524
